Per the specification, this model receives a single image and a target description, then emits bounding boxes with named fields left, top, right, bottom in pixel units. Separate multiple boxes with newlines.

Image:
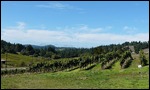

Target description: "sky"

left=1, top=1, right=149, bottom=48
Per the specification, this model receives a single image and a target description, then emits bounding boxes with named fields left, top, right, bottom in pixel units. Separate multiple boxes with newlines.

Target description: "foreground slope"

left=1, top=51, right=149, bottom=89
left=1, top=64, right=149, bottom=89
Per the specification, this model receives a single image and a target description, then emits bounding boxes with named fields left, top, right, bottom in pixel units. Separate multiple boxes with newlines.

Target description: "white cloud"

left=1, top=22, right=149, bottom=48
left=74, top=33, right=149, bottom=42
left=2, top=29, right=71, bottom=43
left=36, top=2, right=83, bottom=11
left=63, top=24, right=103, bottom=34
left=79, top=25, right=88, bottom=30
left=4, top=22, right=26, bottom=30
left=37, top=2, right=67, bottom=9
left=123, top=26, right=138, bottom=34
left=17, top=22, right=26, bottom=30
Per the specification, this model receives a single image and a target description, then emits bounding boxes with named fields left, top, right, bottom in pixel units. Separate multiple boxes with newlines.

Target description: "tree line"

left=1, top=40, right=149, bottom=59
left=1, top=40, right=91, bottom=59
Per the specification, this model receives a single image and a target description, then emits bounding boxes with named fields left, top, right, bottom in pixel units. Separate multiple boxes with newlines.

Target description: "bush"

left=20, top=62, right=26, bottom=67
left=1, top=69, right=27, bottom=75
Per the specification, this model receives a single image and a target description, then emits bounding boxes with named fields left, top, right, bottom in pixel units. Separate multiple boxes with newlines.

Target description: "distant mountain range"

left=24, top=44, right=77, bottom=51
left=24, top=44, right=56, bottom=49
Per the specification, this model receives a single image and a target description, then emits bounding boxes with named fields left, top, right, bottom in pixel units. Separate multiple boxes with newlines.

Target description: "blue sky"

left=1, top=1, right=149, bottom=48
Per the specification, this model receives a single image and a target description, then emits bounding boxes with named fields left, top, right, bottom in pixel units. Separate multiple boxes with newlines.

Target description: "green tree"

left=39, top=49, right=46, bottom=56
left=47, top=46, right=56, bottom=53
left=15, top=44, right=25, bottom=52
left=139, top=50, right=147, bottom=66
left=120, top=51, right=133, bottom=69
left=26, top=45, right=35, bottom=55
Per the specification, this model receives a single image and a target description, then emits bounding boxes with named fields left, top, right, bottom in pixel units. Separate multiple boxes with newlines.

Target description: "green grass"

left=112, top=61, right=121, bottom=70
left=1, top=64, right=149, bottom=89
left=1, top=53, right=43, bottom=67
left=1, top=53, right=149, bottom=89
left=1, top=53, right=80, bottom=67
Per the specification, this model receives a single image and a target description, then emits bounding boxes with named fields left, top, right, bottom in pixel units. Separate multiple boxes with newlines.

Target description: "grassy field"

left=1, top=53, right=149, bottom=89
left=1, top=53, right=79, bottom=67
left=1, top=53, right=42, bottom=67
left=1, top=64, right=149, bottom=89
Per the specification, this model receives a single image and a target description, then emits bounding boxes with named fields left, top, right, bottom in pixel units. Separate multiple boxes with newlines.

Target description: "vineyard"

left=1, top=49, right=134, bottom=75
left=1, top=40, right=149, bottom=89
left=1, top=60, right=149, bottom=89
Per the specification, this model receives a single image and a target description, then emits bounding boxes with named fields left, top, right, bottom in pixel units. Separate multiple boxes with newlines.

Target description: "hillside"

left=1, top=40, right=149, bottom=89
left=1, top=63, right=149, bottom=89
left=24, top=44, right=56, bottom=49
left=1, top=47, right=149, bottom=89
left=143, top=48, right=149, bottom=54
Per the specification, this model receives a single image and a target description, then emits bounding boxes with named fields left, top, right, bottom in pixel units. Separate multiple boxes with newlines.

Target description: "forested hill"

left=24, top=44, right=56, bottom=49
left=1, top=40, right=149, bottom=59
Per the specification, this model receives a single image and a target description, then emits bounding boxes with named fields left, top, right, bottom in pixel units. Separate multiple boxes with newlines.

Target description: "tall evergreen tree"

left=139, top=50, right=148, bottom=66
